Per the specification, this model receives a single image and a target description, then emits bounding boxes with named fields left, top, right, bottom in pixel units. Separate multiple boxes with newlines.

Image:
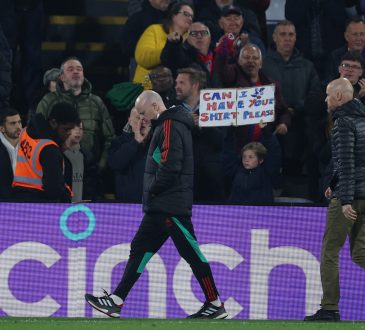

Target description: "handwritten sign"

left=236, top=85, right=275, bottom=126
left=199, top=89, right=237, bottom=127
left=199, top=85, right=275, bottom=127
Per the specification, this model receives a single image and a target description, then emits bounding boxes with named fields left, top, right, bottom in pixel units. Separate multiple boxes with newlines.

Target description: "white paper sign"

left=236, top=85, right=275, bottom=126
left=199, top=88, right=237, bottom=127
left=198, top=85, right=275, bottom=127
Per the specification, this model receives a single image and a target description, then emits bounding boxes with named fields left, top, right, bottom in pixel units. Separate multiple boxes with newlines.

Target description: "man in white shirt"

left=0, top=108, right=22, bottom=199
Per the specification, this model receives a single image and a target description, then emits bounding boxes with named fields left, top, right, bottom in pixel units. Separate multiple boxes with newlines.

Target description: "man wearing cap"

left=43, top=68, right=61, bottom=93
left=196, top=0, right=263, bottom=49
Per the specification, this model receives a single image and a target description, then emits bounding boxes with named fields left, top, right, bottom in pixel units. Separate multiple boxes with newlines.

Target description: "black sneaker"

left=84, top=290, right=122, bottom=318
left=187, top=302, right=228, bottom=319
left=304, top=309, right=340, bottom=321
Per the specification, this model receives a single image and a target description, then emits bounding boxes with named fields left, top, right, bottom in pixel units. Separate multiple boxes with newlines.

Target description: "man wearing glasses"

left=337, top=52, right=365, bottom=102
left=161, top=22, right=221, bottom=87
left=325, top=17, right=365, bottom=82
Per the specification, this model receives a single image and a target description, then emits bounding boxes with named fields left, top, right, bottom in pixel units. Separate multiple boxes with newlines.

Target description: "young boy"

left=228, top=141, right=277, bottom=204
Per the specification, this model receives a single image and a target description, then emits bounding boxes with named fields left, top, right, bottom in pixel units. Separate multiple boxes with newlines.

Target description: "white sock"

left=110, top=294, right=124, bottom=306
left=210, top=297, right=221, bottom=307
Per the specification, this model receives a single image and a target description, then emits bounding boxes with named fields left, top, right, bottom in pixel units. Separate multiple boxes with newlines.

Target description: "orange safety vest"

left=13, top=129, right=73, bottom=197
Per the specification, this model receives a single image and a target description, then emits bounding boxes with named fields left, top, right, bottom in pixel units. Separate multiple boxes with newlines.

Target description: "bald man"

left=305, top=78, right=365, bottom=321
left=85, top=90, right=228, bottom=319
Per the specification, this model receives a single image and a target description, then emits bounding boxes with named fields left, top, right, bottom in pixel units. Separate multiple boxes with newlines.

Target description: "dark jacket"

left=0, top=25, right=12, bottom=112
left=262, top=49, right=321, bottom=114
left=330, top=99, right=365, bottom=204
left=324, top=46, right=348, bottom=83
left=224, top=132, right=282, bottom=201
left=228, top=165, right=274, bottom=204
left=13, top=113, right=71, bottom=202
left=143, top=106, right=194, bottom=216
left=36, top=79, right=115, bottom=171
left=160, top=40, right=221, bottom=87
left=0, top=139, right=14, bottom=199
left=108, top=131, right=150, bottom=203
left=285, top=0, right=347, bottom=61
left=120, top=0, right=167, bottom=66
left=193, top=125, right=225, bottom=202
left=196, top=0, right=262, bottom=46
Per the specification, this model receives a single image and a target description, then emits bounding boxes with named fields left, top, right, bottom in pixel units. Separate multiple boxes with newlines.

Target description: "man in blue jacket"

left=85, top=90, right=228, bottom=319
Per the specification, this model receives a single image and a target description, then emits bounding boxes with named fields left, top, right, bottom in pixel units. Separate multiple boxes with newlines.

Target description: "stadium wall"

left=0, top=203, right=364, bottom=320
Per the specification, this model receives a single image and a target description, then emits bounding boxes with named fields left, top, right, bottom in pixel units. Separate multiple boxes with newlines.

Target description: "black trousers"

left=114, top=213, right=219, bottom=302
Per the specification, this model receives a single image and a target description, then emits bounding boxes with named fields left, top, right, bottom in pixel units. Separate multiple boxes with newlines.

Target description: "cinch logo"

left=0, top=231, right=321, bottom=318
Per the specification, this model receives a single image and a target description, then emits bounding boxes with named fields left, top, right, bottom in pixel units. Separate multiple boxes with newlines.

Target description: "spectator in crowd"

left=196, top=0, right=261, bottom=46
left=36, top=57, right=115, bottom=177
left=108, top=108, right=151, bottom=203
left=215, top=43, right=290, bottom=151
left=175, top=67, right=225, bottom=202
left=236, top=0, right=271, bottom=46
left=133, top=2, right=194, bottom=88
left=63, top=121, right=98, bottom=203
left=285, top=0, right=348, bottom=78
left=306, top=51, right=365, bottom=202
left=228, top=140, right=280, bottom=204
left=0, top=25, right=11, bottom=113
left=43, top=68, right=61, bottom=93
left=161, top=22, right=221, bottom=86
left=214, top=4, right=265, bottom=54
left=13, top=102, right=80, bottom=202
left=304, top=78, right=365, bottom=322
left=34, top=67, right=61, bottom=105
left=325, top=17, right=365, bottom=82
left=0, top=0, right=44, bottom=115
left=149, top=66, right=177, bottom=108
left=0, top=108, right=22, bottom=200
left=262, top=20, right=321, bottom=177
left=120, top=0, right=171, bottom=76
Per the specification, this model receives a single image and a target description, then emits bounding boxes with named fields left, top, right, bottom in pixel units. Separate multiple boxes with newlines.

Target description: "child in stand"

left=63, top=121, right=97, bottom=202
left=228, top=141, right=279, bottom=204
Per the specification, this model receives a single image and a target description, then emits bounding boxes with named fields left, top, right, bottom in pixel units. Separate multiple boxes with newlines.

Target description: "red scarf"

left=197, top=51, right=213, bottom=75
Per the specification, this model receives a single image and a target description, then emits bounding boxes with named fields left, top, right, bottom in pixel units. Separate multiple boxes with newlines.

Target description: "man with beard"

left=13, top=102, right=80, bottom=202
left=0, top=108, right=22, bottom=199
left=175, top=67, right=225, bottom=202
left=36, top=57, right=115, bottom=175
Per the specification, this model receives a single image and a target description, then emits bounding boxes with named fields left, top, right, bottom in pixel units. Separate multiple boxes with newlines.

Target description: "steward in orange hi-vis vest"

left=13, top=128, right=73, bottom=198
left=12, top=108, right=79, bottom=202
left=13, top=129, right=58, bottom=190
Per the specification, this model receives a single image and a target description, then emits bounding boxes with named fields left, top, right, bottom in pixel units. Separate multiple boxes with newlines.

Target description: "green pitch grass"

left=1, top=318, right=365, bottom=330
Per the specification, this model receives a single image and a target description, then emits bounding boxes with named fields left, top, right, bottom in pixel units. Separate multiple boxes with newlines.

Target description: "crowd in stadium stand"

left=1, top=0, right=365, bottom=204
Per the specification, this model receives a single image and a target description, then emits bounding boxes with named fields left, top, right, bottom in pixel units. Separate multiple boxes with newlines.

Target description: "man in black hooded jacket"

left=85, top=90, right=228, bottom=320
